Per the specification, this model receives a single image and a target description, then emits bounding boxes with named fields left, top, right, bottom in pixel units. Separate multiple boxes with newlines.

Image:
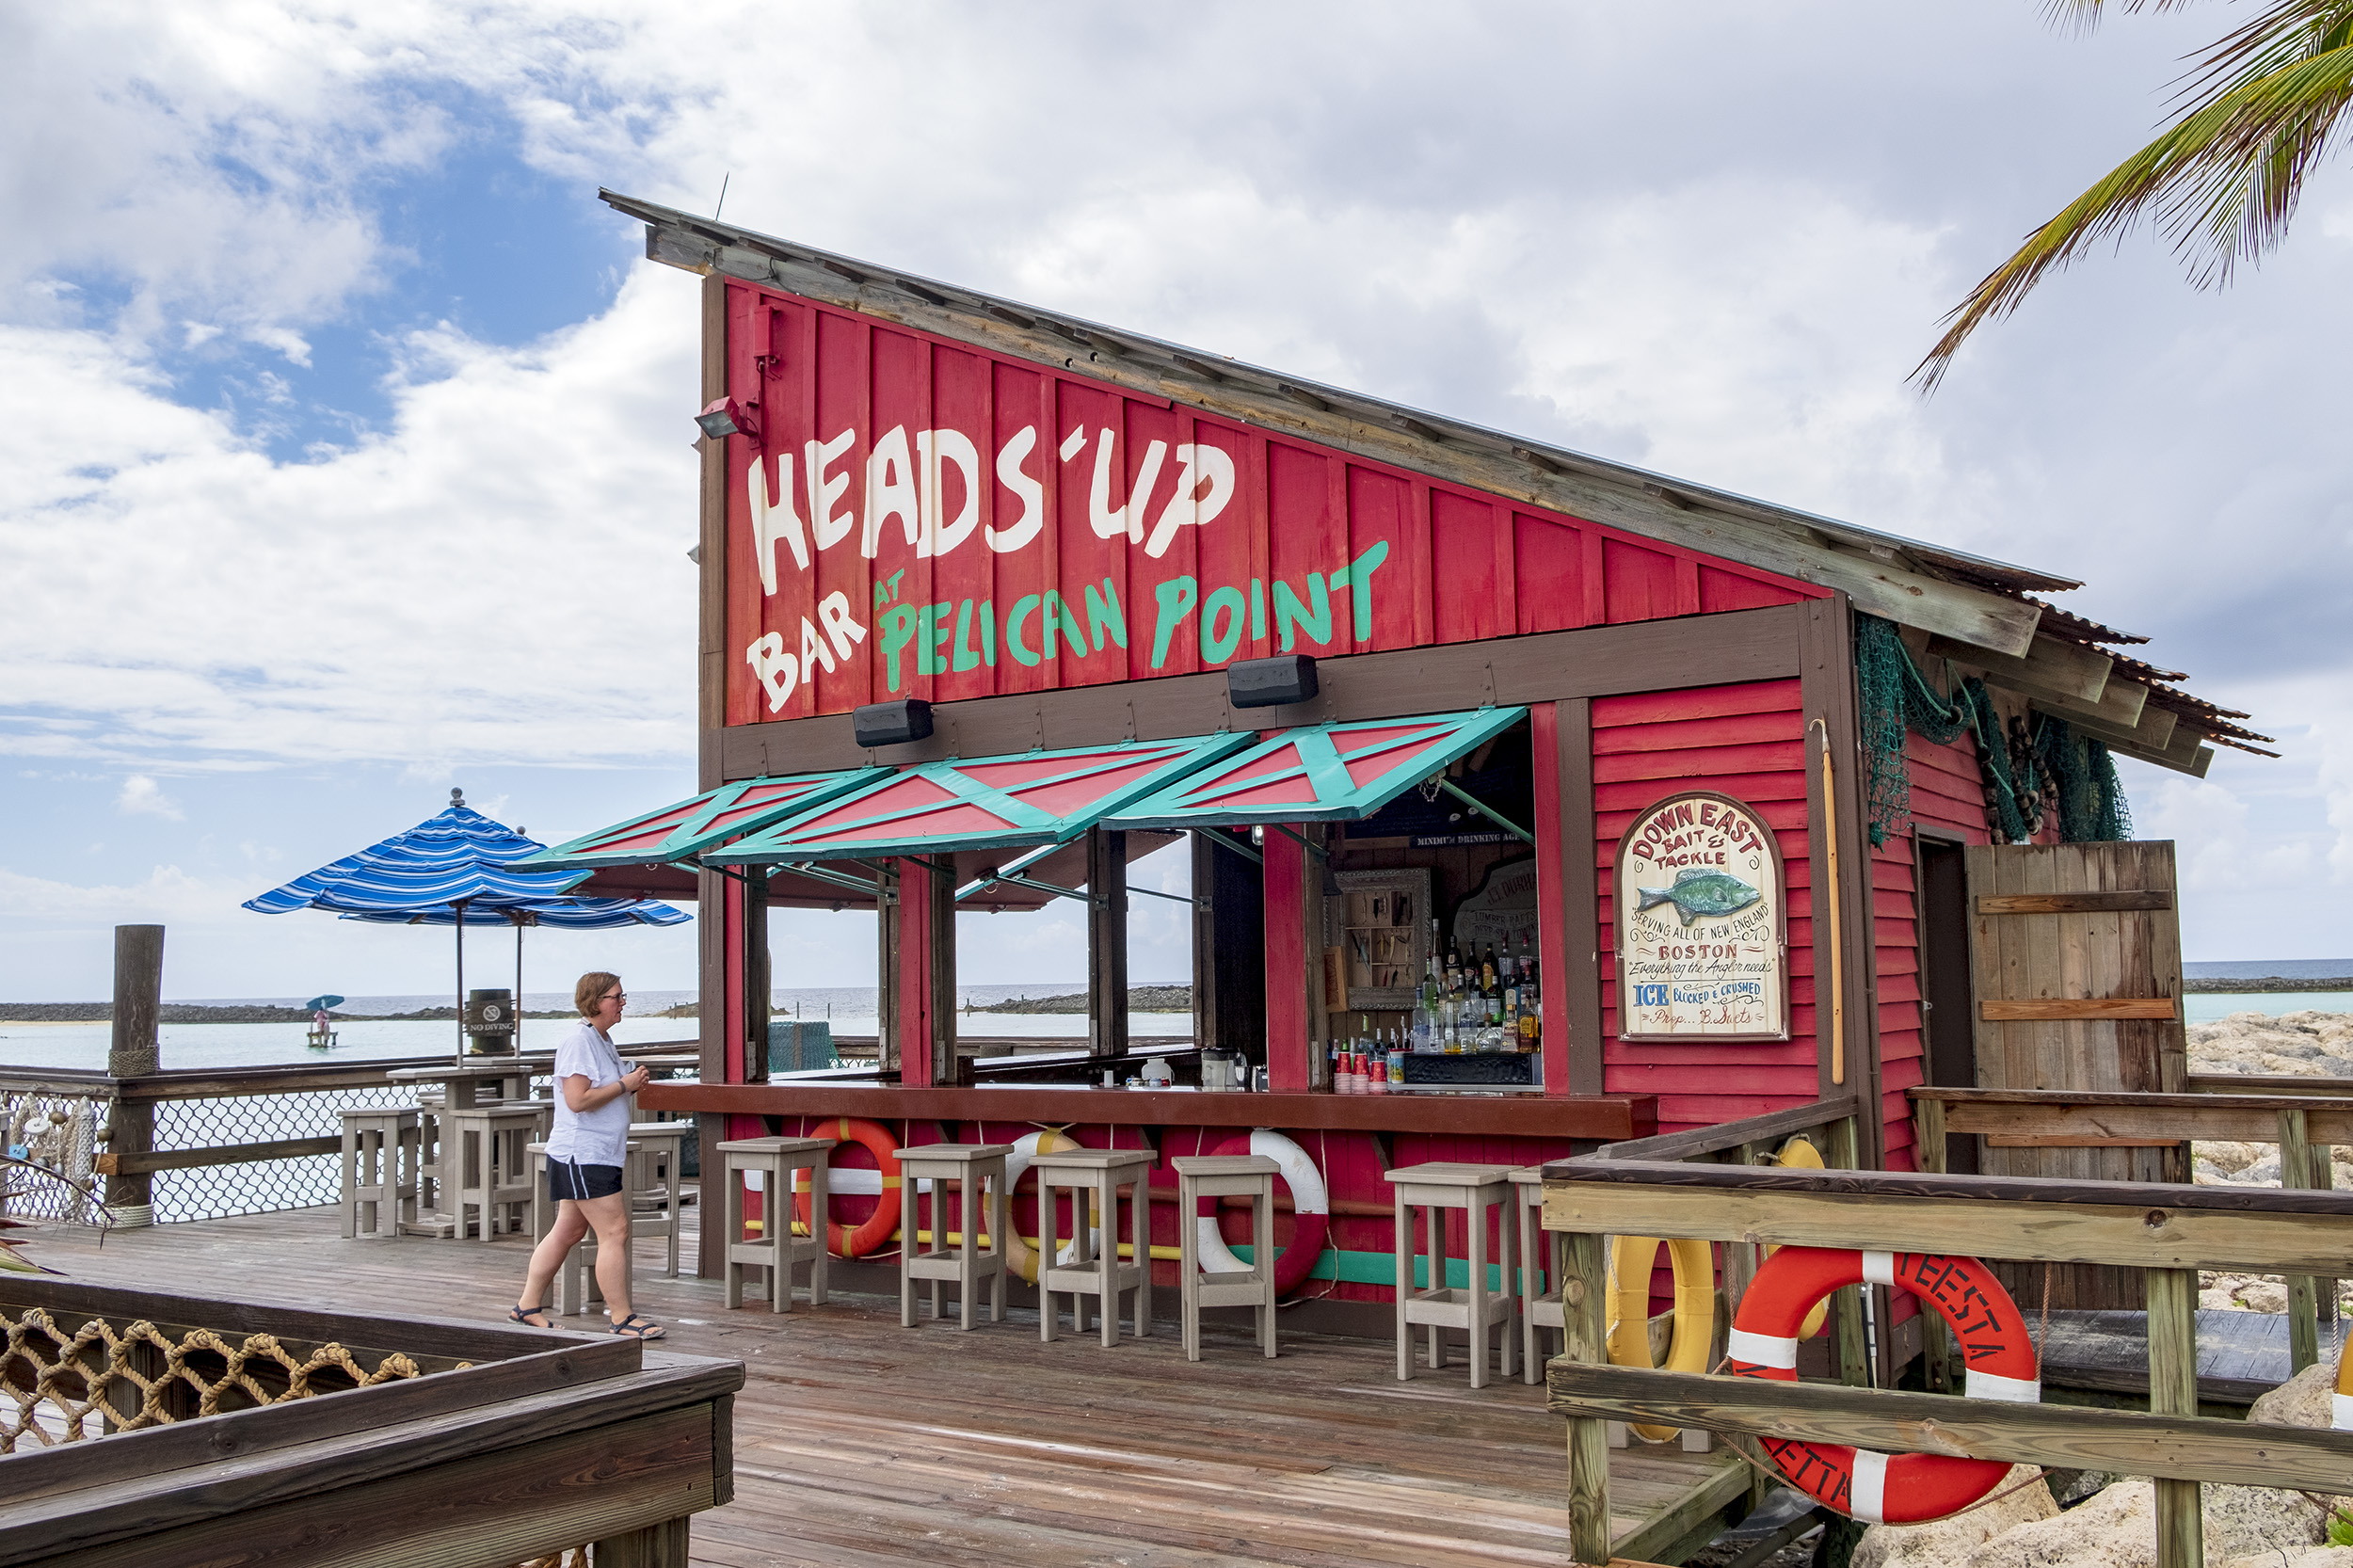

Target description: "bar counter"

left=638, top=1080, right=1657, bottom=1141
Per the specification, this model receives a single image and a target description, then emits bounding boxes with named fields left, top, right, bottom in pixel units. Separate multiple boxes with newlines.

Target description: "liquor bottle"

left=1387, top=1028, right=1407, bottom=1086
left=1499, top=944, right=1516, bottom=984
left=1481, top=943, right=1497, bottom=991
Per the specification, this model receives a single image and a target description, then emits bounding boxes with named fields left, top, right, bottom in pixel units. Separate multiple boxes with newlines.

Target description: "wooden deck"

left=27, top=1208, right=1744, bottom=1567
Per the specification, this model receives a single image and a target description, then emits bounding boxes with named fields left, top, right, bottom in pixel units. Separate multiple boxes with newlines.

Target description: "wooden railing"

left=1911, top=1083, right=2345, bottom=1373
left=1540, top=1157, right=2353, bottom=1568
left=0, top=1275, right=740, bottom=1565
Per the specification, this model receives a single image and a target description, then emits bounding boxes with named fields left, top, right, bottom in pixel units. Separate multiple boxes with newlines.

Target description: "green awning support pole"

left=1267, top=824, right=1330, bottom=859
left=1198, top=827, right=1265, bottom=866
left=1433, top=777, right=1536, bottom=844
left=779, top=861, right=892, bottom=897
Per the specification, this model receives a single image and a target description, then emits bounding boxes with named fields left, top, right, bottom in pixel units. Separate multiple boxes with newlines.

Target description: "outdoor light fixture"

left=695, top=396, right=759, bottom=442
left=854, top=698, right=934, bottom=748
left=1226, top=654, right=1318, bottom=709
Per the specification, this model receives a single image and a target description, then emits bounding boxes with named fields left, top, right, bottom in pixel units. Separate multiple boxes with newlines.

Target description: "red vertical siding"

left=1593, top=680, right=1818, bottom=1134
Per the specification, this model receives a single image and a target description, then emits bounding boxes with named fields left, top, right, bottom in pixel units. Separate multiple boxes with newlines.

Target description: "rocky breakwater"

left=2185, top=1011, right=2353, bottom=1311
left=1851, top=1370, right=2342, bottom=1568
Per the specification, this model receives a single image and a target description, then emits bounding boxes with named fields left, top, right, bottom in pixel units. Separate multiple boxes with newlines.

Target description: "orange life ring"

left=793, top=1117, right=903, bottom=1257
left=1728, top=1246, right=2039, bottom=1524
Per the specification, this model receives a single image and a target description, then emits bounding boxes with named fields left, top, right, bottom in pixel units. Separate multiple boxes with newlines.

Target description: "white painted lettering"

left=1144, top=442, right=1237, bottom=558
left=988, top=425, right=1045, bottom=553
left=917, top=428, right=982, bottom=558
left=817, top=589, right=866, bottom=663
left=806, top=428, right=856, bottom=552
left=745, top=632, right=796, bottom=712
left=748, top=455, right=808, bottom=591
left=862, top=425, right=919, bottom=559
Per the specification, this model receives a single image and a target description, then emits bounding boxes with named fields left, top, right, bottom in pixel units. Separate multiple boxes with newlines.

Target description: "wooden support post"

left=894, top=857, right=955, bottom=1086
left=1535, top=699, right=1602, bottom=1096
left=2146, top=1267, right=2203, bottom=1568
left=1087, top=827, right=1129, bottom=1059
left=1911, top=1098, right=1954, bottom=1390
left=1726, top=1141, right=1772, bottom=1504
left=1562, top=1229, right=1613, bottom=1568
left=741, top=872, right=770, bottom=1084
left=875, top=865, right=901, bottom=1073
left=593, top=1515, right=693, bottom=1567
left=2282, top=1107, right=2320, bottom=1373
left=1826, top=1115, right=1869, bottom=1387
left=104, top=924, right=163, bottom=1221
left=1263, top=826, right=1312, bottom=1091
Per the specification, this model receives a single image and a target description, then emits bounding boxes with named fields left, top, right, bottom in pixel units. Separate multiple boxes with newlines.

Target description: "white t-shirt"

left=544, top=1020, right=631, bottom=1168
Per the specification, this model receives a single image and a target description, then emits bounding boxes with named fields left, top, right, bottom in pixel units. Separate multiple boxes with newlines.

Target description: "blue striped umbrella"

left=244, top=791, right=689, bottom=1059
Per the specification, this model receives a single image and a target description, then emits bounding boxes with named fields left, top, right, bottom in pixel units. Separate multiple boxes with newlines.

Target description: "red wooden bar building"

left=531, top=189, right=2268, bottom=1342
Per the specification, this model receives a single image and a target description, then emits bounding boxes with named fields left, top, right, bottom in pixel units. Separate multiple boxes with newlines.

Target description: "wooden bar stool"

left=1386, top=1161, right=1517, bottom=1388
left=446, top=1104, right=542, bottom=1240
left=718, top=1135, right=834, bottom=1313
left=529, top=1139, right=640, bottom=1316
left=1032, top=1146, right=1157, bottom=1346
left=897, top=1144, right=1011, bottom=1331
left=1509, top=1166, right=1567, bottom=1384
left=626, top=1120, right=692, bottom=1279
left=1172, top=1154, right=1279, bottom=1361
left=338, top=1107, right=418, bottom=1240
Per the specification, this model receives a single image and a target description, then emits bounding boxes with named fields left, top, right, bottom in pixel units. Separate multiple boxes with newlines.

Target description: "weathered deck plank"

left=25, top=1208, right=1737, bottom=1566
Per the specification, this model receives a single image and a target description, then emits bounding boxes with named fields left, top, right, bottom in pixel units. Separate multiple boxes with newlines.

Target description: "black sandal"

left=507, top=1302, right=555, bottom=1328
left=609, top=1313, right=666, bottom=1340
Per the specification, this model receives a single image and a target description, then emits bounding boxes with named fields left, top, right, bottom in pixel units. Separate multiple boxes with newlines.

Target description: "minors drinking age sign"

left=1616, top=791, right=1787, bottom=1040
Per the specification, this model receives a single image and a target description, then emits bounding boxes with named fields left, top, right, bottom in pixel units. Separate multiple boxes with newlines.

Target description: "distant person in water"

left=511, top=971, right=662, bottom=1338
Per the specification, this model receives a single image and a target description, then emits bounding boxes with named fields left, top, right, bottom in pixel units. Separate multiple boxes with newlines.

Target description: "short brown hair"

left=574, top=972, right=622, bottom=1018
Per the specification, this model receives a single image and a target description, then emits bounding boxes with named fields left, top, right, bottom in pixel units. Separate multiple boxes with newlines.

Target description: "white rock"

left=1850, top=1465, right=2056, bottom=1568
left=2249, top=1361, right=2337, bottom=1429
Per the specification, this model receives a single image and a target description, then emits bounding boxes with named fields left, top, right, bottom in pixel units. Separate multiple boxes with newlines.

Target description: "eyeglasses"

left=602, top=991, right=627, bottom=1003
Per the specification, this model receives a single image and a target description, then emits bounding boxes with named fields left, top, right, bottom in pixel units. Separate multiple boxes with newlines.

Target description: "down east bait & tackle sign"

left=1615, top=791, right=1787, bottom=1041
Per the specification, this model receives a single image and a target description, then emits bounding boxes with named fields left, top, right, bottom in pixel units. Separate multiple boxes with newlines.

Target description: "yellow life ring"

left=1607, top=1234, right=1716, bottom=1443
left=1769, top=1136, right=1831, bottom=1340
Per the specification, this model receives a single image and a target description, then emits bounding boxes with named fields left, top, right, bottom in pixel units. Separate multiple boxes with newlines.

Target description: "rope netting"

left=1854, top=615, right=2129, bottom=848
left=0, top=1304, right=451, bottom=1448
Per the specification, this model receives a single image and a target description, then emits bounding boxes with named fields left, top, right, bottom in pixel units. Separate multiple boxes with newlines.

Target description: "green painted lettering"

left=1250, top=578, right=1266, bottom=641
left=878, top=603, right=920, bottom=691
left=952, top=599, right=983, bottom=673
left=917, top=601, right=953, bottom=675
left=1150, top=576, right=1199, bottom=669
left=1007, top=595, right=1043, bottom=666
left=1084, top=577, right=1127, bottom=652
left=1272, top=573, right=1331, bottom=651
left=1337, top=539, right=1389, bottom=640
left=981, top=599, right=996, bottom=666
left=1202, top=585, right=1247, bottom=664
left=1044, top=591, right=1087, bottom=659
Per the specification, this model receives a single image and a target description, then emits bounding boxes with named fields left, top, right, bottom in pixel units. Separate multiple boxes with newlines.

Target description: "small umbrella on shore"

left=304, top=994, right=344, bottom=1012
left=244, top=790, right=690, bottom=1063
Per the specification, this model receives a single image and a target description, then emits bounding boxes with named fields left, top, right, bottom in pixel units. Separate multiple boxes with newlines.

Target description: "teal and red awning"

left=1102, top=707, right=1528, bottom=830
left=707, top=733, right=1256, bottom=865
left=512, top=769, right=890, bottom=871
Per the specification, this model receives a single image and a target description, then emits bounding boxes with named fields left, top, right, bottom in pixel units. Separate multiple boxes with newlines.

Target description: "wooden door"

left=1964, top=840, right=2187, bottom=1308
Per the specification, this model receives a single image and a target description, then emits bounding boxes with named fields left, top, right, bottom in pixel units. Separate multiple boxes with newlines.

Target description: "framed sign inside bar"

left=1615, top=790, right=1788, bottom=1041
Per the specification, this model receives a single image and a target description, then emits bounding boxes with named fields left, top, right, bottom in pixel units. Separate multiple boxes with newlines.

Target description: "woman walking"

left=511, top=971, right=664, bottom=1338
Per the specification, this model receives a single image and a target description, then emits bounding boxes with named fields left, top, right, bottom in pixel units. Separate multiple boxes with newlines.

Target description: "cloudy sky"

left=4, top=1, right=2346, bottom=1003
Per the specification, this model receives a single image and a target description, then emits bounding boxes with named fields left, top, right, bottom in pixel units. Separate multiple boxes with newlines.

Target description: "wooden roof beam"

left=1926, top=632, right=2113, bottom=706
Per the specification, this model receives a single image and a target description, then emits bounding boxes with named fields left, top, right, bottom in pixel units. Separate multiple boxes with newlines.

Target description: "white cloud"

left=115, top=775, right=183, bottom=820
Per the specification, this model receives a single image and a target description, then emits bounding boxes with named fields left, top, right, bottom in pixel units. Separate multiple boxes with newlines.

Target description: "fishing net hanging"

left=1852, top=614, right=2125, bottom=846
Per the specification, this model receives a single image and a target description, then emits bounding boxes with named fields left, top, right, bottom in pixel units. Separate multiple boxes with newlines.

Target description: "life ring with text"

left=1194, top=1129, right=1330, bottom=1296
left=1765, top=1136, right=1831, bottom=1341
left=793, top=1117, right=903, bottom=1257
left=1729, top=1246, right=2039, bottom=1523
left=2335, top=1340, right=2353, bottom=1432
left=1606, top=1235, right=1717, bottom=1443
left=1003, top=1128, right=1083, bottom=1284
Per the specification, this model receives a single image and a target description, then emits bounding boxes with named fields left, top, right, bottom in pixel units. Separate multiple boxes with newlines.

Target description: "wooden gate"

left=1964, top=840, right=2187, bottom=1308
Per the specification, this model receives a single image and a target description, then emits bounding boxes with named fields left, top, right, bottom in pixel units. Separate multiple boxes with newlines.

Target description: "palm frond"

left=1919, top=0, right=2353, bottom=390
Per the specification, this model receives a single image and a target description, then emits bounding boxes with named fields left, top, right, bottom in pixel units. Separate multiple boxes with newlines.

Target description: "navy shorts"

left=548, top=1161, right=624, bottom=1201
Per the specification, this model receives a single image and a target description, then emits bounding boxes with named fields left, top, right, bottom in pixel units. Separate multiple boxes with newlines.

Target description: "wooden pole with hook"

left=1812, top=718, right=1844, bottom=1087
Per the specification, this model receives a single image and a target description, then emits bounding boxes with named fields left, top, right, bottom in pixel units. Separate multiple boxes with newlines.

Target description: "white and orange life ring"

left=1729, top=1246, right=2039, bottom=1524
left=1193, top=1129, right=1329, bottom=1296
left=1002, top=1128, right=1082, bottom=1283
left=792, top=1117, right=902, bottom=1257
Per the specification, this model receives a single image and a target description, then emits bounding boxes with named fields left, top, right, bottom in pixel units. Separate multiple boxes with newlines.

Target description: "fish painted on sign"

left=1636, top=868, right=1763, bottom=927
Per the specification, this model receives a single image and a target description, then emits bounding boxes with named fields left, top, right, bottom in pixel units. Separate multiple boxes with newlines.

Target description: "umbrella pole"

left=515, top=917, right=524, bottom=1054
left=455, top=898, right=469, bottom=1065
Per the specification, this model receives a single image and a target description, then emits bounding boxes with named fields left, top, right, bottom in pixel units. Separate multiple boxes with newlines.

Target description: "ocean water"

left=2185, top=958, right=2353, bottom=981
left=0, top=982, right=1187, bottom=1073
left=2185, top=993, right=2351, bottom=1023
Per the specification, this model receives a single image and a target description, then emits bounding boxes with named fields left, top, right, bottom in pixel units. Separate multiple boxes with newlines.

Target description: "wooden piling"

left=104, top=923, right=163, bottom=1221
